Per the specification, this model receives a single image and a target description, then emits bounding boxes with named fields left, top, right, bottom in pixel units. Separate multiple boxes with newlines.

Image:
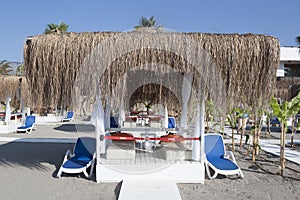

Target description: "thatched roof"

left=0, top=76, right=29, bottom=110
left=275, top=77, right=300, bottom=101
left=23, top=30, right=280, bottom=114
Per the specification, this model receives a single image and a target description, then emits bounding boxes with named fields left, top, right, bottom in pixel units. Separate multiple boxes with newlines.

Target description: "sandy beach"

left=0, top=122, right=300, bottom=200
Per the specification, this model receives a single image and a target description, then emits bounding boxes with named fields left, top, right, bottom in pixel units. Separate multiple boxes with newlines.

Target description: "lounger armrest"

left=225, top=151, right=237, bottom=164
left=62, top=149, right=72, bottom=163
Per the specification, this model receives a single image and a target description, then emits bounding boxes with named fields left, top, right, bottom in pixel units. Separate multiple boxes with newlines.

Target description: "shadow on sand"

left=54, top=123, right=95, bottom=133
left=0, top=141, right=73, bottom=177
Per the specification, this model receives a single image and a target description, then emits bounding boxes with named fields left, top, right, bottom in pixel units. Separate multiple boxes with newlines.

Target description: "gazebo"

left=24, top=28, right=280, bottom=183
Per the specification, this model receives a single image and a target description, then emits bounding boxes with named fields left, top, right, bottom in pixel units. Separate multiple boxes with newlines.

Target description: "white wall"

left=280, top=47, right=300, bottom=61
left=277, top=47, right=300, bottom=77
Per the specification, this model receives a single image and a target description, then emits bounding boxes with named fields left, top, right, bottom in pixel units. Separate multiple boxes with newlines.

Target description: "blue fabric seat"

left=110, top=117, right=119, bottom=128
left=168, top=117, right=176, bottom=128
left=62, top=111, right=74, bottom=122
left=204, top=134, right=244, bottom=179
left=57, top=137, right=96, bottom=178
left=16, top=116, right=36, bottom=134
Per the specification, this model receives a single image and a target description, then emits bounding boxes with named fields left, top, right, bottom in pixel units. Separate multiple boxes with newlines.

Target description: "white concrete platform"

left=0, top=122, right=21, bottom=134
left=119, top=178, right=181, bottom=200
left=96, top=157, right=205, bottom=183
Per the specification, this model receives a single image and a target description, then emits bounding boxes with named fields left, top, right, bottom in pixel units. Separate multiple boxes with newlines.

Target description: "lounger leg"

left=211, top=171, right=218, bottom=179
left=27, top=128, right=32, bottom=134
left=89, top=159, right=95, bottom=178
left=205, top=162, right=218, bottom=179
left=205, top=162, right=212, bottom=179
left=239, top=170, right=244, bottom=178
left=56, top=168, right=62, bottom=178
left=83, top=169, right=89, bottom=178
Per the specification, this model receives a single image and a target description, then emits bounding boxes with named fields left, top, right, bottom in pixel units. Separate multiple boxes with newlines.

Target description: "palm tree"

left=44, top=22, right=69, bottom=34
left=270, top=92, right=300, bottom=175
left=0, top=60, right=13, bottom=75
left=134, top=16, right=162, bottom=29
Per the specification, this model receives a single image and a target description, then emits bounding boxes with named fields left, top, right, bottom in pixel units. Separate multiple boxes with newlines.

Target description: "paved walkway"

left=223, top=127, right=300, bottom=165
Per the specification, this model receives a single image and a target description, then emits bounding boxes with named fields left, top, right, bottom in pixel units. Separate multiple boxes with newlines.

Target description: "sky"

left=0, top=0, right=299, bottom=62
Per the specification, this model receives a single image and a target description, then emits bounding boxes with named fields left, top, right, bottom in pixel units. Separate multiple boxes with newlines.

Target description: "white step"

left=119, top=178, right=182, bottom=200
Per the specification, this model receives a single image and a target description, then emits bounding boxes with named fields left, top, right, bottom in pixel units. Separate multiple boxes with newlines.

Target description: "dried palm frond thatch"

left=0, top=76, right=29, bottom=110
left=23, top=31, right=280, bottom=114
left=275, top=77, right=300, bottom=101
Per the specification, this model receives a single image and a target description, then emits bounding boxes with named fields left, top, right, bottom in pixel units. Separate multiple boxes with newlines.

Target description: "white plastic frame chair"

left=62, top=111, right=74, bottom=122
left=16, top=115, right=36, bottom=134
left=204, top=134, right=244, bottom=179
left=57, top=137, right=96, bottom=178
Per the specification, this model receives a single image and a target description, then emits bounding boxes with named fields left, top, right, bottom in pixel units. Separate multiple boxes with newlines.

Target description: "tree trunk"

left=252, top=116, right=258, bottom=162
left=231, top=128, right=235, bottom=151
left=220, top=116, right=224, bottom=137
left=291, top=116, right=295, bottom=147
left=252, top=126, right=257, bottom=162
left=255, top=116, right=262, bottom=155
left=267, top=116, right=271, bottom=136
left=239, top=118, right=247, bottom=147
left=206, top=114, right=210, bottom=133
left=279, top=122, right=286, bottom=175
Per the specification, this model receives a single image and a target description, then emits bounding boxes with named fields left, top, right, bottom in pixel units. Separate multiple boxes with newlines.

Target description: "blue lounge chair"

left=56, top=137, right=96, bottom=178
left=110, top=116, right=119, bottom=128
left=270, top=116, right=280, bottom=127
left=168, top=117, right=176, bottom=128
left=204, top=134, right=244, bottom=179
left=62, top=111, right=74, bottom=122
left=16, top=115, right=36, bottom=134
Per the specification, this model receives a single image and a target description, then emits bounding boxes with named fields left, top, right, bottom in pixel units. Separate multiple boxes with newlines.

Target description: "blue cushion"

left=62, top=157, right=90, bottom=169
left=205, top=135, right=225, bottom=157
left=64, top=111, right=74, bottom=119
left=110, top=117, right=119, bottom=128
left=168, top=117, right=176, bottom=128
left=74, top=138, right=93, bottom=159
left=207, top=156, right=239, bottom=170
left=25, top=116, right=35, bottom=126
left=18, top=116, right=35, bottom=129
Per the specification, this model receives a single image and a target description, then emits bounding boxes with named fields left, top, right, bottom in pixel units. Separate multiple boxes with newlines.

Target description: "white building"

left=275, top=46, right=300, bottom=100
left=277, top=46, right=300, bottom=77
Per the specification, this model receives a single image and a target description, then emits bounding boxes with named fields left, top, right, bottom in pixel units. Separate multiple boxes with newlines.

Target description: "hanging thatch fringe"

left=0, top=76, right=29, bottom=110
left=23, top=31, right=280, bottom=113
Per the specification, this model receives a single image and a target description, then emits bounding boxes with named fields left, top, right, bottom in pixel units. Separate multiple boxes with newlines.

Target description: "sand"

left=0, top=122, right=300, bottom=200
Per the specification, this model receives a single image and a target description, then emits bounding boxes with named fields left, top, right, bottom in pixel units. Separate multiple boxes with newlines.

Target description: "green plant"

left=134, top=16, right=163, bottom=29
left=205, top=100, right=214, bottom=132
left=44, top=22, right=69, bottom=34
left=227, top=107, right=238, bottom=151
left=0, top=60, right=13, bottom=75
left=143, top=101, right=151, bottom=112
left=236, top=107, right=250, bottom=147
left=270, top=92, right=300, bottom=175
